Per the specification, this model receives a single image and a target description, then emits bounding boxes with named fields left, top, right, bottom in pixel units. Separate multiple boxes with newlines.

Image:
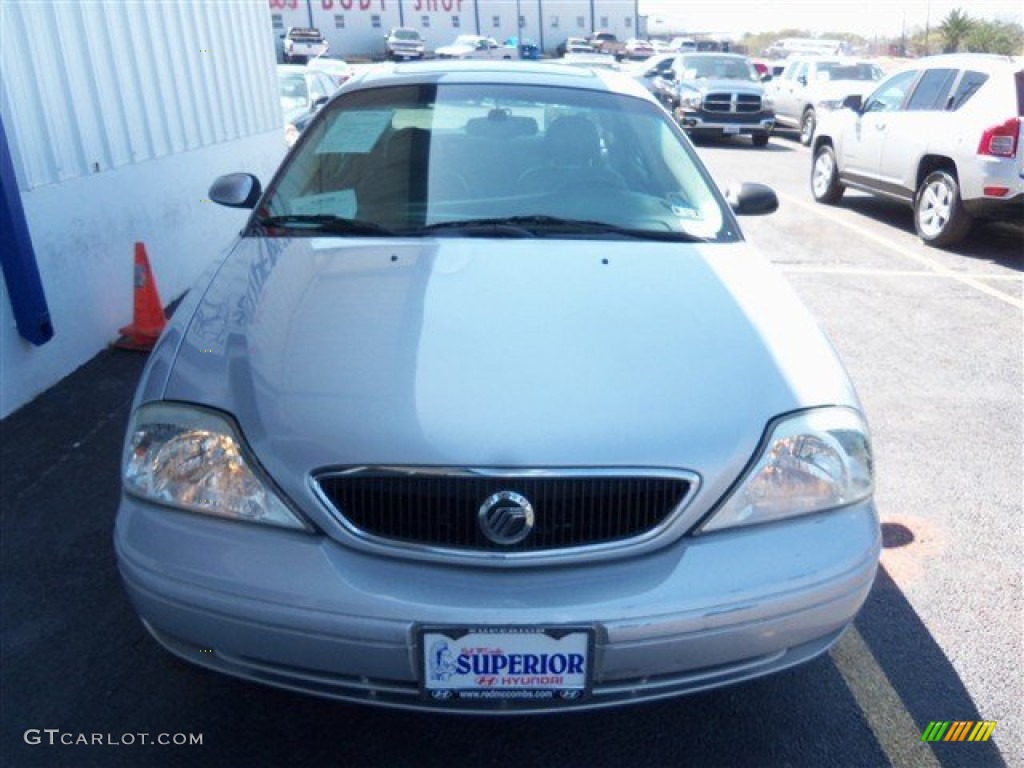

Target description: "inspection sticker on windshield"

left=316, top=110, right=392, bottom=154
left=420, top=627, right=591, bottom=703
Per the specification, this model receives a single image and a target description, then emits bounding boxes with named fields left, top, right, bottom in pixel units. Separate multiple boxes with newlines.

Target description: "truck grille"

left=315, top=469, right=694, bottom=554
left=703, top=92, right=763, bottom=114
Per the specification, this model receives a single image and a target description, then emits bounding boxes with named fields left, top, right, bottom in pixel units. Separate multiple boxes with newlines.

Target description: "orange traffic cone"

left=114, top=242, right=166, bottom=351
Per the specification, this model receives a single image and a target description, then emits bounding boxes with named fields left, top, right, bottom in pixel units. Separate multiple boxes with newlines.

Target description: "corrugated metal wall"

left=1, top=0, right=282, bottom=190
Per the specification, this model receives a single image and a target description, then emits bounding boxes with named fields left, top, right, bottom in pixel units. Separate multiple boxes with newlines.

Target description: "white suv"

left=811, top=54, right=1023, bottom=248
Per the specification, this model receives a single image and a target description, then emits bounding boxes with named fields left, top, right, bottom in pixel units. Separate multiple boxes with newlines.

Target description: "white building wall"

left=266, top=0, right=636, bottom=58
left=1, top=0, right=286, bottom=418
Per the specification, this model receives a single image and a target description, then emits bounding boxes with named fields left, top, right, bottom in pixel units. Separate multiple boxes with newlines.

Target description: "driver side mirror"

left=842, top=93, right=864, bottom=111
left=209, top=173, right=262, bottom=209
left=724, top=182, right=779, bottom=216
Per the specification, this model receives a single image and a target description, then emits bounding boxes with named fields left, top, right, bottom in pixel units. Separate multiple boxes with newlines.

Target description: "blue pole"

left=0, top=117, right=52, bottom=346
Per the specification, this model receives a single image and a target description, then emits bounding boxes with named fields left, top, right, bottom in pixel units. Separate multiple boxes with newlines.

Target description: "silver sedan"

left=115, top=61, right=879, bottom=713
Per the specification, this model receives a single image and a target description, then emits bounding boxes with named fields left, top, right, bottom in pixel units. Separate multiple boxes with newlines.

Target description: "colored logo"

left=921, top=721, right=997, bottom=742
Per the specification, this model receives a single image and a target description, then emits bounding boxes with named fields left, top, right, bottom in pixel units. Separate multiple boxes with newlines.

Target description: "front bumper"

left=678, top=113, right=775, bottom=136
left=115, top=498, right=879, bottom=713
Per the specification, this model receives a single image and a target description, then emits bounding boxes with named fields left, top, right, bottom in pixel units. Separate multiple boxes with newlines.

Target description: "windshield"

left=288, top=29, right=322, bottom=42
left=818, top=62, right=883, bottom=82
left=678, top=56, right=759, bottom=82
left=278, top=74, right=309, bottom=109
left=393, top=29, right=420, bottom=41
left=257, top=82, right=734, bottom=242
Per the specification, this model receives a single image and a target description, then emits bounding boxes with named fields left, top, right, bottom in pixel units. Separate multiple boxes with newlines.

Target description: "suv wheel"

left=799, top=109, right=816, bottom=146
left=751, top=133, right=770, bottom=147
left=811, top=144, right=844, bottom=204
left=914, top=170, right=973, bottom=247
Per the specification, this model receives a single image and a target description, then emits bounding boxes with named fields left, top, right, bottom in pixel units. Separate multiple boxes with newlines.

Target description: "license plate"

left=420, top=627, right=592, bottom=704
left=724, top=126, right=741, bottom=134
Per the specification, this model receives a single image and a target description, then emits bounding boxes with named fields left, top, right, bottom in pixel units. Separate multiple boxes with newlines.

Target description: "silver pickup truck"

left=282, top=27, right=328, bottom=63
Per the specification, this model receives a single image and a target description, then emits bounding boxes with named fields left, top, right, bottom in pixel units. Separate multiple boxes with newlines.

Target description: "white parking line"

left=831, top=627, right=942, bottom=768
left=779, top=192, right=1023, bottom=310
left=779, top=266, right=1022, bottom=281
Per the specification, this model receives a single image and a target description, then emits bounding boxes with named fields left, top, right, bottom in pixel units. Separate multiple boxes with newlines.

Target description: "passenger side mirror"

left=209, top=173, right=262, bottom=209
left=724, top=182, right=779, bottom=216
left=842, top=93, right=863, bottom=111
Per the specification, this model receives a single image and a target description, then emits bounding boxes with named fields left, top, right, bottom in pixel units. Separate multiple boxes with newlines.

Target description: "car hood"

left=436, top=44, right=474, bottom=55
left=681, top=79, right=764, bottom=95
left=811, top=80, right=879, bottom=100
left=162, top=237, right=858, bottom=510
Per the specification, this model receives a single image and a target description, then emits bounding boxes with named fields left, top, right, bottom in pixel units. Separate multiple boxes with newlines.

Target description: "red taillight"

left=977, top=117, right=1021, bottom=157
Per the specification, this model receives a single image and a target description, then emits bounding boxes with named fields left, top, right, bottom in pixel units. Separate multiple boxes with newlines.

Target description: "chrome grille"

left=703, top=92, right=763, bottom=114
left=315, top=470, right=693, bottom=554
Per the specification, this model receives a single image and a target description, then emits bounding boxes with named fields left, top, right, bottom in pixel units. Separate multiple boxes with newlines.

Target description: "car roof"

left=910, top=53, right=1023, bottom=72
left=277, top=64, right=311, bottom=75
left=352, top=60, right=656, bottom=99
left=678, top=52, right=751, bottom=60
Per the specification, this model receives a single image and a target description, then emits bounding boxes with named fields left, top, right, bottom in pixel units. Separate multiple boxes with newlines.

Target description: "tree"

left=938, top=8, right=974, bottom=53
left=965, top=19, right=1024, bottom=55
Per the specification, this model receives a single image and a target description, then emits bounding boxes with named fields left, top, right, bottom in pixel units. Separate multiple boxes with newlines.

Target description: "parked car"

left=117, top=60, right=879, bottom=714
left=384, top=27, right=425, bottom=61
left=622, top=39, right=656, bottom=60
left=305, top=56, right=354, bottom=87
left=504, top=36, right=540, bottom=61
left=623, top=53, right=678, bottom=101
left=556, top=37, right=594, bottom=57
left=277, top=64, right=339, bottom=146
left=281, top=27, right=328, bottom=63
left=770, top=56, right=884, bottom=144
left=659, top=52, right=776, bottom=146
left=669, top=37, right=698, bottom=53
left=811, top=53, right=1024, bottom=247
left=436, top=35, right=507, bottom=60
left=588, top=31, right=627, bottom=60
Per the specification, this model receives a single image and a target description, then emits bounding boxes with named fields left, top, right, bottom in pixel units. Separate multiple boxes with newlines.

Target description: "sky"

left=639, top=0, right=1024, bottom=39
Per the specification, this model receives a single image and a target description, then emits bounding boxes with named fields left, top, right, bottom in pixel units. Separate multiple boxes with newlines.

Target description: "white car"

left=384, top=27, right=425, bottom=61
left=770, top=56, right=884, bottom=144
left=811, top=54, right=1024, bottom=247
left=435, top=35, right=508, bottom=60
left=282, top=27, right=328, bottom=63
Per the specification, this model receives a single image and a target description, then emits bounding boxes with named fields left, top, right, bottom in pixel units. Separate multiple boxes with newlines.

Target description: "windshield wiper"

left=255, top=214, right=394, bottom=236
left=416, top=215, right=709, bottom=242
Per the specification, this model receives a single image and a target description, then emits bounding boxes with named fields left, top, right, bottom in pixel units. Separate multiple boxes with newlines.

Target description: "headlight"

left=284, top=123, right=300, bottom=147
left=123, top=403, right=308, bottom=530
left=815, top=98, right=845, bottom=113
left=762, top=93, right=775, bottom=110
left=678, top=91, right=703, bottom=110
left=702, top=407, right=873, bottom=532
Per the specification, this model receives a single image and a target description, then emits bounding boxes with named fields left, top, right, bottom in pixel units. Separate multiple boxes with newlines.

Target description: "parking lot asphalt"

left=2, top=135, right=1020, bottom=768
